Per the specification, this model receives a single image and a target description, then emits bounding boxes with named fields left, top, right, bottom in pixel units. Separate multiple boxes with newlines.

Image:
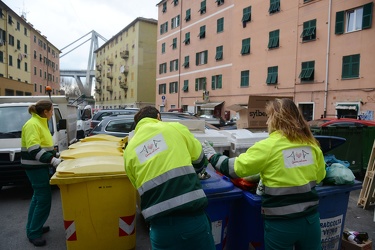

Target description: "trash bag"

left=324, top=154, right=350, bottom=168
left=324, top=163, right=355, bottom=185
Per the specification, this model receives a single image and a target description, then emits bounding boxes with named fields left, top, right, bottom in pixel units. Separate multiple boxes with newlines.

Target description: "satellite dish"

left=120, top=65, right=125, bottom=73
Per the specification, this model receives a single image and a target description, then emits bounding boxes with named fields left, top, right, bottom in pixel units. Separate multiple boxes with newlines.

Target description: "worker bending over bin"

left=202, top=98, right=326, bottom=250
left=124, top=106, right=215, bottom=250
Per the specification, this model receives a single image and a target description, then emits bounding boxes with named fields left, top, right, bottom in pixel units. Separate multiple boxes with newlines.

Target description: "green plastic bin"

left=313, top=127, right=375, bottom=175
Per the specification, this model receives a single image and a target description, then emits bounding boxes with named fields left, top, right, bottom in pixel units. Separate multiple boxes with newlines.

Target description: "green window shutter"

left=217, top=18, right=224, bottom=33
left=203, top=78, right=207, bottom=90
left=351, top=54, right=360, bottom=77
left=218, top=75, right=222, bottom=88
left=211, top=76, right=215, bottom=89
left=185, top=9, right=191, bottom=21
left=195, top=79, right=199, bottom=91
left=242, top=7, right=251, bottom=22
left=204, top=50, right=208, bottom=64
left=335, top=11, right=345, bottom=34
left=362, top=2, right=373, bottom=29
left=196, top=53, right=199, bottom=65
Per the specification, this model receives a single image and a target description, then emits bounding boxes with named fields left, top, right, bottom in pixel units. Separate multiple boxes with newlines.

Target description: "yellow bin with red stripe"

left=50, top=156, right=136, bottom=250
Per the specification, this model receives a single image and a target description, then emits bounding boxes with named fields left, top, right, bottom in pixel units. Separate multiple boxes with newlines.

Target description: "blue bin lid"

left=316, top=180, right=362, bottom=196
left=243, top=190, right=262, bottom=206
left=201, top=169, right=234, bottom=195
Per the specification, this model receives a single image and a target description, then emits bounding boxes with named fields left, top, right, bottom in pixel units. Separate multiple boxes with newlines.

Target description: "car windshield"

left=0, top=107, right=31, bottom=138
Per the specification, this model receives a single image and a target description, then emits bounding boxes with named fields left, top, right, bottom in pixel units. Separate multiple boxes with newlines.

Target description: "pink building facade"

left=156, top=0, right=375, bottom=121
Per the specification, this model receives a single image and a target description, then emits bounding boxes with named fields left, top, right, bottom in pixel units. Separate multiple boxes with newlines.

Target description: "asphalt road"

left=0, top=183, right=374, bottom=250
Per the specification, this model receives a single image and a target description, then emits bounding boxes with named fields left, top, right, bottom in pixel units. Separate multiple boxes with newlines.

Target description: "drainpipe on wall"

left=324, top=0, right=333, bottom=118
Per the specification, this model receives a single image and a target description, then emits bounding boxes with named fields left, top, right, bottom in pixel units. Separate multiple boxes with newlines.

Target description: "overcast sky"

left=3, top=0, right=159, bottom=70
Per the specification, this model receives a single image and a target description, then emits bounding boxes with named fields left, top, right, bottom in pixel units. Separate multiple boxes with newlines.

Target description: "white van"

left=0, top=96, right=77, bottom=189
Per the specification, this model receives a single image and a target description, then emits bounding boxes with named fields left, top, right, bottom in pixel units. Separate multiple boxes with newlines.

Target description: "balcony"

left=106, top=57, right=114, bottom=65
left=121, top=66, right=129, bottom=75
left=106, top=72, right=113, bottom=79
left=120, top=50, right=129, bottom=59
left=120, top=81, right=128, bottom=91
left=96, top=76, right=102, bottom=83
left=106, top=85, right=113, bottom=92
left=95, top=87, right=101, bottom=94
left=96, top=64, right=102, bottom=71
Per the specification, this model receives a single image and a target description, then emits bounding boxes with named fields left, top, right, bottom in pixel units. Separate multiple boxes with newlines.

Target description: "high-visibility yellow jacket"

left=124, top=118, right=208, bottom=222
left=210, top=131, right=326, bottom=219
left=21, top=113, right=55, bottom=169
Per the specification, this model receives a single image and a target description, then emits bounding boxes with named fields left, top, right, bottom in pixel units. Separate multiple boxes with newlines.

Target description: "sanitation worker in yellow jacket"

left=203, top=98, right=326, bottom=250
left=124, top=106, right=215, bottom=250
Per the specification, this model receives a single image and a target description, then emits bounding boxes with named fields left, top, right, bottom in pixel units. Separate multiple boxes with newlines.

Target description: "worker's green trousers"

left=25, top=168, right=52, bottom=240
left=264, top=211, right=321, bottom=250
left=149, top=211, right=216, bottom=250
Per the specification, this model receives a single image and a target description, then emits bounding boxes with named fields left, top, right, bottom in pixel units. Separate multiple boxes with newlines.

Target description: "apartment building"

left=0, top=1, right=60, bottom=96
left=94, top=17, right=157, bottom=109
left=156, top=0, right=375, bottom=121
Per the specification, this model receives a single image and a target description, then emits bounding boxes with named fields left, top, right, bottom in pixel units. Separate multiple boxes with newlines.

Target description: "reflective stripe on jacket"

left=210, top=131, right=326, bottom=219
left=124, top=118, right=208, bottom=222
left=21, top=113, right=55, bottom=169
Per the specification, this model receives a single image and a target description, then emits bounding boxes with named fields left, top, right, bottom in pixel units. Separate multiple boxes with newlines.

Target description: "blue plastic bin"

left=226, top=181, right=362, bottom=250
left=201, top=169, right=242, bottom=250
left=317, top=180, right=362, bottom=250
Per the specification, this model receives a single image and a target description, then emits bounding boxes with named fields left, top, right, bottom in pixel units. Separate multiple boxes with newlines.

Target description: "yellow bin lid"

left=50, top=156, right=126, bottom=184
left=60, top=146, right=123, bottom=160
left=68, top=140, right=124, bottom=149
left=80, top=134, right=127, bottom=143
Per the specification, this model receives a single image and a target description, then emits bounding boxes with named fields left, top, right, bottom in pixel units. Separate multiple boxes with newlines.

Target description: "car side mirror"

left=58, top=119, right=67, bottom=131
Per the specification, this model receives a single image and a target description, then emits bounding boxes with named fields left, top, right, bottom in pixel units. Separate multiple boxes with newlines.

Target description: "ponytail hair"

left=28, top=100, right=53, bottom=116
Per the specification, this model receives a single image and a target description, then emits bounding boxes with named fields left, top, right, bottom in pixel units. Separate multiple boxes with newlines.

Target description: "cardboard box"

left=227, top=96, right=293, bottom=129
left=341, top=238, right=372, bottom=250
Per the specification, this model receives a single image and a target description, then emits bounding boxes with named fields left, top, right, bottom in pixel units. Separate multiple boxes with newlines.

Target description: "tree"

left=60, top=77, right=81, bottom=97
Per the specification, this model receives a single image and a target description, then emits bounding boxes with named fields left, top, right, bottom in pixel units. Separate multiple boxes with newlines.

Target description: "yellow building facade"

left=94, top=17, right=157, bottom=109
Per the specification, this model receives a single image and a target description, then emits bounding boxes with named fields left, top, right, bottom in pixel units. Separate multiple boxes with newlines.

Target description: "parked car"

left=199, top=114, right=226, bottom=127
left=308, top=118, right=375, bottom=128
left=88, top=115, right=135, bottom=137
left=88, top=112, right=219, bottom=138
left=90, top=108, right=139, bottom=131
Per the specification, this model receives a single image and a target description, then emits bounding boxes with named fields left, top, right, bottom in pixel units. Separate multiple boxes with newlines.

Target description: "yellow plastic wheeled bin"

left=68, top=140, right=125, bottom=150
left=50, top=156, right=136, bottom=250
left=60, top=146, right=123, bottom=160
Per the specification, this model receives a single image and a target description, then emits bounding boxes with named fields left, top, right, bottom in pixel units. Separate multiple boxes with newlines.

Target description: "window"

left=216, top=0, right=224, bottom=6
left=266, top=66, right=278, bottom=84
left=16, top=21, right=20, bottom=30
left=17, top=40, right=21, bottom=50
left=185, top=9, right=191, bottom=22
left=162, top=43, right=165, bottom=53
left=171, top=15, right=180, bottom=29
left=160, top=22, right=168, bottom=35
left=171, top=38, right=177, bottom=49
left=217, top=17, right=224, bottom=33
left=17, top=59, right=21, bottom=69
left=34, top=50, right=37, bottom=59
left=299, top=61, right=315, bottom=81
left=335, top=3, right=373, bottom=34
left=0, top=51, right=3, bottom=63
left=33, top=35, right=36, bottom=43
left=301, top=19, right=316, bottom=42
left=24, top=62, right=28, bottom=72
left=242, top=6, right=252, bottom=27
left=159, top=63, right=167, bottom=74
left=241, top=38, right=251, bottom=55
left=183, top=56, right=189, bottom=68
left=9, top=55, right=13, bottom=66
left=8, top=34, right=14, bottom=46
left=342, top=54, right=360, bottom=79
left=182, top=80, right=189, bottom=92
left=212, top=75, right=222, bottom=89
left=34, top=67, right=37, bottom=75
left=268, top=29, right=280, bottom=49
left=269, top=0, right=280, bottom=14
left=198, top=25, right=206, bottom=39
left=24, top=44, right=27, bottom=53
left=159, top=83, right=166, bottom=94
left=199, top=0, right=206, bottom=14
left=196, top=50, right=208, bottom=65
left=183, top=32, right=190, bottom=45
left=195, top=77, right=206, bottom=91
left=172, top=0, right=179, bottom=6
left=169, top=82, right=178, bottom=93
left=8, top=15, right=13, bottom=25
left=170, top=59, right=179, bottom=72
left=241, top=70, right=250, bottom=87
left=162, top=2, right=167, bottom=13
left=24, top=27, right=28, bottom=36
left=215, top=46, right=223, bottom=60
